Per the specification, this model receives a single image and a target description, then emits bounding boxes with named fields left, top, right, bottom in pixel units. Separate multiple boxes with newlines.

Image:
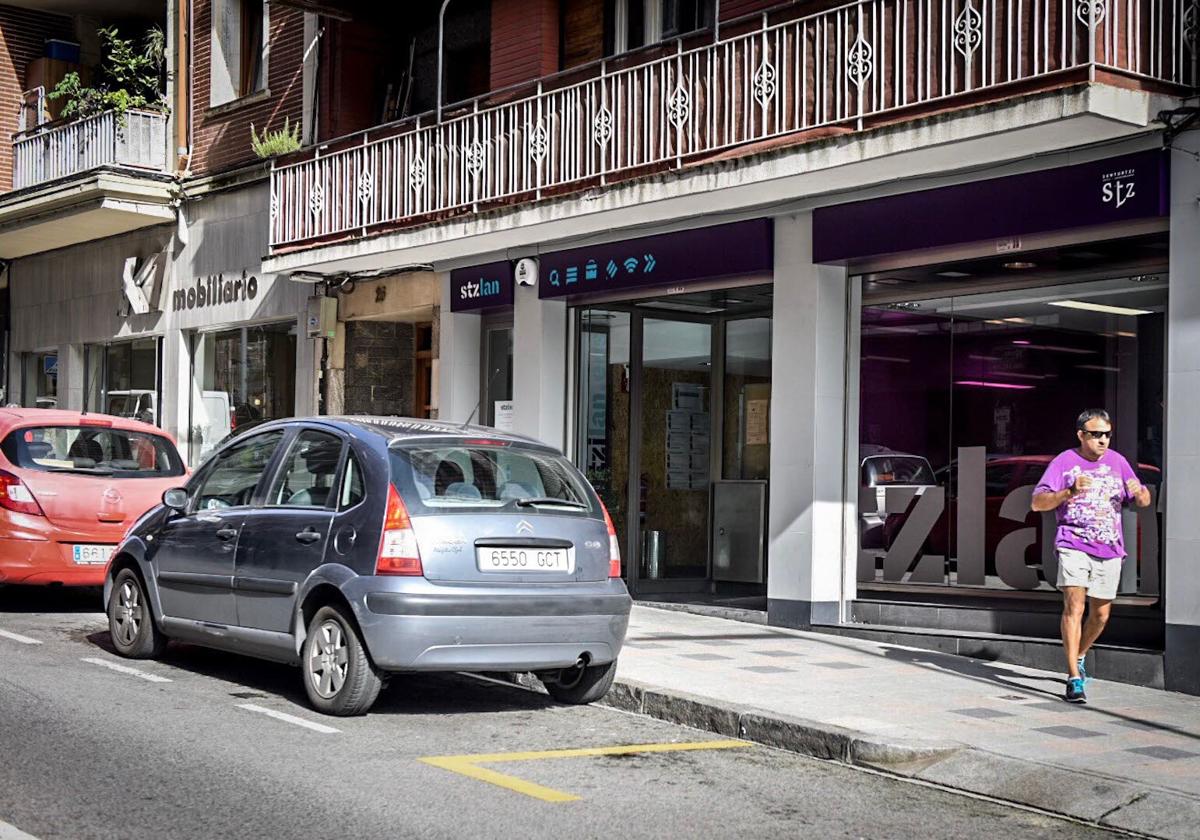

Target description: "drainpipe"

left=436, top=0, right=453, bottom=123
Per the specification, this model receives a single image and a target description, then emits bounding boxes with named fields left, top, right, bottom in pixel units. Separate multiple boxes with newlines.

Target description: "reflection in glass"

left=723, top=317, right=771, bottom=480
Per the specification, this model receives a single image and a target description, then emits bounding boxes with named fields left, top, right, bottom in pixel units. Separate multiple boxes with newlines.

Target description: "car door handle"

left=295, top=528, right=322, bottom=545
left=215, top=527, right=239, bottom=542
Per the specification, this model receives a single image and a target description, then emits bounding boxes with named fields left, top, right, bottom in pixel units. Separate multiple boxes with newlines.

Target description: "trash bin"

left=642, top=530, right=665, bottom=579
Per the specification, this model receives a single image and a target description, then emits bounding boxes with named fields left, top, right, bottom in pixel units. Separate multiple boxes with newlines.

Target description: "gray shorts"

left=1056, top=548, right=1122, bottom=601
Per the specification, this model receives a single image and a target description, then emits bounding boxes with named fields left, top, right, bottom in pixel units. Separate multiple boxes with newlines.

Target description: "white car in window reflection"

left=859, top=446, right=938, bottom=549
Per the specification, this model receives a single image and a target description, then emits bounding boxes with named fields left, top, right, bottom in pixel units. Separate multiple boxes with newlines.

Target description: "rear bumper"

left=0, top=537, right=111, bottom=586
left=346, top=577, right=632, bottom=672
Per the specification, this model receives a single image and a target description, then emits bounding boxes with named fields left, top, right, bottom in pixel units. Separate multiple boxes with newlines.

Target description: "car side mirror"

left=162, top=487, right=188, bottom=512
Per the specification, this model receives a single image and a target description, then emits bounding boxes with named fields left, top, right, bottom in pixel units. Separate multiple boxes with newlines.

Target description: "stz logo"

left=1101, top=168, right=1137, bottom=210
left=459, top=277, right=500, bottom=300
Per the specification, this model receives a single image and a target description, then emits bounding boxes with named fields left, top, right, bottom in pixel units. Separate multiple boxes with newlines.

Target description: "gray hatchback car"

left=103, top=416, right=632, bottom=715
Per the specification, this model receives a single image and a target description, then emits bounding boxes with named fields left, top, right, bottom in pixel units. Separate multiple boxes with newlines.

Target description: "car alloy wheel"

left=308, top=618, right=350, bottom=699
left=113, top=579, right=143, bottom=647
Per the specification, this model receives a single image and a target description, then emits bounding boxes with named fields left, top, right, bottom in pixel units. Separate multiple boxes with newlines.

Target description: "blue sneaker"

left=1065, top=677, right=1087, bottom=704
left=1077, top=656, right=1089, bottom=685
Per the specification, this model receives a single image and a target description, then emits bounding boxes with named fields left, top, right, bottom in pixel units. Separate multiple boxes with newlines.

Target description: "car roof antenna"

left=462, top=367, right=503, bottom=429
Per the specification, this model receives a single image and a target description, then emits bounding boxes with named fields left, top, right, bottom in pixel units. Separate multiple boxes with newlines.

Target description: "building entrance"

left=575, top=285, right=772, bottom=600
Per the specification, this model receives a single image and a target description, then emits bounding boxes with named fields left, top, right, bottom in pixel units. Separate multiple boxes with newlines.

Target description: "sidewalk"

left=605, top=606, right=1200, bottom=838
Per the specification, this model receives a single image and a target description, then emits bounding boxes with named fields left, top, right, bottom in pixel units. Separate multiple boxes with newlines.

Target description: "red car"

left=0, top=409, right=186, bottom=586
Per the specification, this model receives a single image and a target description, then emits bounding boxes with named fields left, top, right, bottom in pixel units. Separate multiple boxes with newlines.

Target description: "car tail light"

left=376, top=484, right=422, bottom=576
left=600, top=500, right=621, bottom=578
left=79, top=417, right=113, bottom=428
left=0, top=469, right=44, bottom=516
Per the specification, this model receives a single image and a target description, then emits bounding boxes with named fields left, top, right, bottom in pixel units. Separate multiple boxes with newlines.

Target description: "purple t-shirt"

left=1034, top=449, right=1137, bottom=560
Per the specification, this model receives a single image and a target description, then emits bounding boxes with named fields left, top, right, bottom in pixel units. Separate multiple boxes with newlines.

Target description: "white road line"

left=0, top=817, right=41, bottom=839
left=235, top=703, right=340, bottom=734
left=81, top=657, right=172, bottom=683
left=0, top=629, right=42, bottom=645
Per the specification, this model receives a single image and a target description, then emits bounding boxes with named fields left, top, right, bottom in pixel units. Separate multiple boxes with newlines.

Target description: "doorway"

left=574, top=285, right=772, bottom=599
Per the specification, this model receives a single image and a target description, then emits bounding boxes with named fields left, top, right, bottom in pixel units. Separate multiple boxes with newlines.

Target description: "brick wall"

left=191, top=1, right=305, bottom=176
left=0, top=5, right=75, bottom=191
left=343, top=321, right=415, bottom=416
left=490, top=0, right=558, bottom=90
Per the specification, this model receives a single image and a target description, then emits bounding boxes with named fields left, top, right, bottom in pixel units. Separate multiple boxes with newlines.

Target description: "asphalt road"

left=0, top=587, right=1124, bottom=840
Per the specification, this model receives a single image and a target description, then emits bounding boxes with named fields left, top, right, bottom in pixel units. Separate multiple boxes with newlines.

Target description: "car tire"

left=544, top=658, right=618, bottom=705
left=108, top=567, right=166, bottom=659
left=302, top=605, right=382, bottom=716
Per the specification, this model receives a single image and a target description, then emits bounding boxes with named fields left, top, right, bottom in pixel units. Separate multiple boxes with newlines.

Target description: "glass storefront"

left=856, top=237, right=1167, bottom=609
left=21, top=352, right=58, bottom=408
left=481, top=319, right=514, bottom=429
left=575, top=286, right=772, bottom=594
left=83, top=337, right=161, bottom=424
left=190, top=321, right=297, bottom=463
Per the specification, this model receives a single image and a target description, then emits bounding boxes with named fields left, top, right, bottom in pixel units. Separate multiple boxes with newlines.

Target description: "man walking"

left=1032, top=409, right=1151, bottom=704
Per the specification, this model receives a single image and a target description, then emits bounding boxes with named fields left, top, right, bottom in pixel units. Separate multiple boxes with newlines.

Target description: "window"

left=390, top=443, right=593, bottom=514
left=339, top=452, right=365, bottom=510
left=3, top=425, right=184, bottom=478
left=84, top=338, right=161, bottom=425
left=193, top=430, right=284, bottom=511
left=605, top=0, right=713, bottom=54
left=211, top=0, right=267, bottom=106
left=22, top=353, right=58, bottom=409
left=266, top=430, right=343, bottom=508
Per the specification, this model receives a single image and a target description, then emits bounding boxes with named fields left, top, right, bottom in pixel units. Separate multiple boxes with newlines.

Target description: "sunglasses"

left=1081, top=430, right=1113, bottom=440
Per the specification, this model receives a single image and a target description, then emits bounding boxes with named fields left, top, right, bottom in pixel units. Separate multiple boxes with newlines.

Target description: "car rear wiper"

left=514, top=497, right=588, bottom=509
left=48, top=467, right=115, bottom=476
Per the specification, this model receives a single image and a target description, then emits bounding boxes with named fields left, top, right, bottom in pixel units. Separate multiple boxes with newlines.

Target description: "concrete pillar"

left=512, top=278, right=567, bottom=449
left=60, top=344, right=84, bottom=411
left=766, top=213, right=851, bottom=628
left=295, top=313, right=317, bottom=417
left=1165, top=127, right=1200, bottom=695
left=436, top=272, right=481, bottom=424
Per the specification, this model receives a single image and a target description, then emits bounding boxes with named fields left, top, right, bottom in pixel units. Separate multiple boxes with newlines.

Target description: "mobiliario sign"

left=537, top=219, right=773, bottom=299
left=173, top=272, right=260, bottom=312
left=450, top=261, right=513, bottom=312
left=813, top=150, right=1169, bottom=263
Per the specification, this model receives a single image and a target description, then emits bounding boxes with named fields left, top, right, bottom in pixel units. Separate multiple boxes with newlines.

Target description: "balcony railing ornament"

left=667, top=85, right=692, bottom=129
left=753, top=62, right=778, bottom=108
left=270, top=191, right=278, bottom=221
left=409, top=156, right=427, bottom=192
left=309, top=182, right=325, bottom=218
left=593, top=106, right=614, bottom=147
left=529, top=122, right=550, bottom=163
left=1076, top=0, right=1107, bottom=25
left=465, top=140, right=486, bottom=176
left=1185, top=0, right=1199, bottom=50
left=357, top=168, right=374, bottom=208
left=847, top=36, right=874, bottom=89
left=953, top=2, right=985, bottom=58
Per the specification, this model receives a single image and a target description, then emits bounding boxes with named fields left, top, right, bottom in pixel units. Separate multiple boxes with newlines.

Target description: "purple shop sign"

left=813, top=150, right=1169, bottom=264
left=538, top=219, right=773, bottom=299
left=450, top=261, right=513, bottom=312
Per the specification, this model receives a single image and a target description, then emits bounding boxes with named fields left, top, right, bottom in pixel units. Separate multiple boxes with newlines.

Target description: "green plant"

left=48, top=26, right=166, bottom=121
left=250, top=117, right=302, bottom=159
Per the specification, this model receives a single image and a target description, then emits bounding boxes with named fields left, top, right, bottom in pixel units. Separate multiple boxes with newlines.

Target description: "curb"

left=498, top=671, right=1200, bottom=839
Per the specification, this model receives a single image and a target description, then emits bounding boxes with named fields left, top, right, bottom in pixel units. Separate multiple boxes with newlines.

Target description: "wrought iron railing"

left=13, top=109, right=167, bottom=190
left=270, top=0, right=1195, bottom=250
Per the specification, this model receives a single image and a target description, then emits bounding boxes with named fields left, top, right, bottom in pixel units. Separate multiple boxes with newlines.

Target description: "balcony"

left=270, top=0, right=1194, bottom=254
left=0, top=108, right=173, bottom=258
left=14, top=109, right=167, bottom=190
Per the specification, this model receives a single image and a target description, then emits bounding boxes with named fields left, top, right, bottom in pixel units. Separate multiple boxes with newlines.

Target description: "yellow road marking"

left=419, top=740, right=750, bottom=803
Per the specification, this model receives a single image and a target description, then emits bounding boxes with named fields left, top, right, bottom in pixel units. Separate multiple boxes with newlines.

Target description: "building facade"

left=0, top=0, right=1195, bottom=693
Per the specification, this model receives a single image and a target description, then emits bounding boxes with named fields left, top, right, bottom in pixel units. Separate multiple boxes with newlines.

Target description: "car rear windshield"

left=389, top=442, right=595, bottom=514
left=862, top=456, right=936, bottom=486
left=2, top=425, right=184, bottom=478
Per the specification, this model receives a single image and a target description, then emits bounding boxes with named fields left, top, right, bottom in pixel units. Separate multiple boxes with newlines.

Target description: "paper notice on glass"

left=746, top=399, right=769, bottom=446
left=494, top=401, right=515, bottom=432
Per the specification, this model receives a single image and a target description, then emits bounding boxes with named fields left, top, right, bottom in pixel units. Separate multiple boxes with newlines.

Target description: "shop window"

left=481, top=322, right=513, bottom=429
left=857, top=267, right=1166, bottom=598
left=85, top=338, right=161, bottom=424
left=190, top=322, right=296, bottom=464
left=211, top=0, right=267, bottom=106
left=23, top=353, right=58, bottom=409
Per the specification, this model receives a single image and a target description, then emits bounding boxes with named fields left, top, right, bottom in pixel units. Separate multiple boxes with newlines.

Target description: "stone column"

left=512, top=277, right=567, bottom=449
left=766, top=212, right=852, bottom=628
left=1165, top=128, right=1200, bottom=695
left=436, top=272, right=480, bottom=424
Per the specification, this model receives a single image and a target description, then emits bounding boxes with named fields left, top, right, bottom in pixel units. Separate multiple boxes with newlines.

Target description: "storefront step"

left=850, top=598, right=1163, bottom=649
left=825, top=622, right=1164, bottom=690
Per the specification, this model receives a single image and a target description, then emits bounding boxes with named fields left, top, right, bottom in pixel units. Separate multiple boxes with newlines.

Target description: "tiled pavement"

left=614, top=607, right=1200, bottom=802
